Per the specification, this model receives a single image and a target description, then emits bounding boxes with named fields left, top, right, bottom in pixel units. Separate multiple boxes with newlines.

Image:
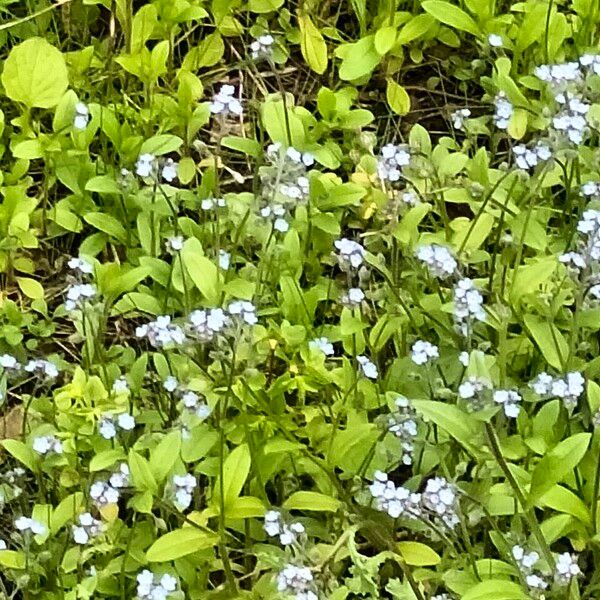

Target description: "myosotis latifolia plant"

left=1, top=0, right=600, bottom=599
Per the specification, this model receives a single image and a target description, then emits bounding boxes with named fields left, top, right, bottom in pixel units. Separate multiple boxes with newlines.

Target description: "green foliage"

left=0, top=0, right=599, bottom=599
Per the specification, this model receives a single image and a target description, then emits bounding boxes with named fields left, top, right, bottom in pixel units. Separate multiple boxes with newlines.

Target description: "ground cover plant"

left=1, top=0, right=600, bottom=598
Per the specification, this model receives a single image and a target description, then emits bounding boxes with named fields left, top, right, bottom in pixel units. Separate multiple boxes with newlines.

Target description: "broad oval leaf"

left=528, top=433, right=591, bottom=505
left=2, top=38, right=68, bottom=108
left=213, top=444, right=251, bottom=508
left=146, top=528, right=218, bottom=562
left=298, top=14, right=328, bottom=74
left=462, top=580, right=529, bottom=600
left=397, top=541, right=441, bottom=566
left=422, top=0, right=481, bottom=36
left=283, top=491, right=341, bottom=512
left=411, top=400, right=484, bottom=457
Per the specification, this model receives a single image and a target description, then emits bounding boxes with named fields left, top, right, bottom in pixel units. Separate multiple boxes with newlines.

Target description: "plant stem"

left=485, top=422, right=555, bottom=569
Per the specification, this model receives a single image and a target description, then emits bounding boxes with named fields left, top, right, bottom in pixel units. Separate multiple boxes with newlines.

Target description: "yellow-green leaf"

left=146, top=528, right=218, bottom=562
left=397, top=541, right=441, bottom=566
left=283, top=491, right=341, bottom=512
left=422, top=0, right=481, bottom=36
left=386, top=80, right=410, bottom=115
left=2, top=38, right=68, bottom=108
left=0, top=550, right=26, bottom=569
left=16, top=277, right=44, bottom=300
left=298, top=14, right=328, bottom=75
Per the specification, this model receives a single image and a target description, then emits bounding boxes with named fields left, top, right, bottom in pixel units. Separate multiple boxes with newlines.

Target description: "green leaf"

left=149, top=431, right=182, bottom=484
left=221, top=136, right=261, bottom=157
left=227, top=496, right=266, bottom=519
left=89, top=449, right=125, bottom=472
left=298, top=13, right=328, bottom=75
left=140, top=135, right=183, bottom=156
left=462, top=580, right=528, bottom=600
left=523, top=314, right=568, bottom=371
left=411, top=400, right=483, bottom=457
left=1, top=440, right=37, bottom=472
left=12, top=139, right=44, bottom=160
left=146, top=528, right=218, bottom=562
left=317, top=182, right=366, bottom=210
left=422, top=0, right=481, bottom=35
left=16, top=277, right=44, bottom=300
left=182, top=426, right=218, bottom=463
left=84, top=212, right=128, bottom=244
left=213, top=444, right=251, bottom=508
left=183, top=33, right=225, bottom=70
left=181, top=241, right=220, bottom=305
left=2, top=38, right=68, bottom=108
left=386, top=80, right=410, bottom=115
left=0, top=550, right=26, bottom=569
left=337, top=36, right=381, bottom=81
left=248, top=0, right=284, bottom=13
left=397, top=14, right=436, bottom=44
left=260, top=97, right=306, bottom=147
left=283, top=491, right=341, bottom=512
left=507, top=108, right=528, bottom=140
left=374, top=26, right=397, bottom=55
left=393, top=203, right=431, bottom=247
left=85, top=176, right=121, bottom=195
left=528, top=433, right=591, bottom=505
left=397, top=542, right=441, bottom=566
left=538, top=485, right=592, bottom=527
left=128, top=450, right=158, bottom=494
left=51, top=493, right=84, bottom=534
left=131, top=4, right=158, bottom=54
left=312, top=212, right=340, bottom=235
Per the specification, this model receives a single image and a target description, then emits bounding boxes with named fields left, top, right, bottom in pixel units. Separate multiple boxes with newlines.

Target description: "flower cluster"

left=357, top=355, right=378, bottom=379
left=410, top=340, right=439, bottom=365
left=453, top=278, right=486, bottom=335
left=90, top=463, right=130, bottom=506
left=188, top=308, right=229, bottom=342
left=512, top=545, right=547, bottom=591
left=32, top=435, right=63, bottom=455
left=458, top=376, right=491, bottom=411
left=529, top=371, right=585, bottom=410
left=264, top=510, right=305, bottom=546
left=386, top=395, right=418, bottom=465
left=276, top=564, right=318, bottom=600
left=73, top=101, right=90, bottom=130
left=250, top=34, right=275, bottom=60
left=493, top=389, right=521, bottom=418
left=98, top=412, right=136, bottom=439
left=340, top=287, right=365, bottom=308
left=370, top=473, right=460, bottom=530
left=378, top=143, right=411, bottom=182
left=180, top=390, right=211, bottom=420
left=493, top=92, right=513, bottom=129
left=72, top=512, right=103, bottom=545
left=171, top=473, right=196, bottom=510
left=15, top=516, right=46, bottom=536
left=369, top=471, right=422, bottom=519
left=552, top=93, right=589, bottom=144
left=421, top=477, right=460, bottom=529
left=136, top=570, right=178, bottom=600
left=416, top=245, right=457, bottom=279
left=334, top=238, right=366, bottom=271
left=209, top=84, right=242, bottom=116
left=136, top=316, right=186, bottom=348
left=451, top=108, right=471, bottom=130
left=513, top=142, right=552, bottom=170
left=258, top=143, right=313, bottom=232
left=308, top=337, right=334, bottom=356
left=555, top=552, right=581, bottom=584
left=135, top=154, right=179, bottom=182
